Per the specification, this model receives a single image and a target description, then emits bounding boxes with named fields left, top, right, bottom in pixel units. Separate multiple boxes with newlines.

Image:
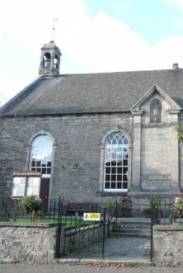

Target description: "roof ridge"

left=56, top=68, right=183, bottom=77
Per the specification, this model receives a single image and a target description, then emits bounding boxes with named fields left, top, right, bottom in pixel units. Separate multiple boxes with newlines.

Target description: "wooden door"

left=39, top=178, right=50, bottom=212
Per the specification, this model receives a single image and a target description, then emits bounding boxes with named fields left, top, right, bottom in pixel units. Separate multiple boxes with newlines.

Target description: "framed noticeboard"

left=12, top=172, right=41, bottom=198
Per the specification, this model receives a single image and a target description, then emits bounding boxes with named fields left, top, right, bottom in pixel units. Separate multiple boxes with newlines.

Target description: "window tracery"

left=104, top=132, right=128, bottom=191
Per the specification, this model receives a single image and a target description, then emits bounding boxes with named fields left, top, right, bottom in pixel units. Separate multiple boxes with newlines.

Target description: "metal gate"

left=55, top=199, right=106, bottom=259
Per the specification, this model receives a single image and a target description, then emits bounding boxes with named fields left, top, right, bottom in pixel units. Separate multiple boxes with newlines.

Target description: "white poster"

left=12, top=177, right=26, bottom=197
left=26, top=177, right=40, bottom=196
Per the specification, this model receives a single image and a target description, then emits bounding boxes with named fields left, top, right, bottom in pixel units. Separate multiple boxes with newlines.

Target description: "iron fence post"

left=150, top=208, right=154, bottom=262
left=102, top=207, right=106, bottom=259
left=55, top=196, right=63, bottom=258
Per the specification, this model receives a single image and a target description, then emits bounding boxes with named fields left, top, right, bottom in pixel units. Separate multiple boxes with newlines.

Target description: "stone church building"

left=0, top=40, right=183, bottom=205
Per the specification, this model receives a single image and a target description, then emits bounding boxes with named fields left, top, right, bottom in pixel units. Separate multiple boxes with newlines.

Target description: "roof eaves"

left=0, top=110, right=131, bottom=118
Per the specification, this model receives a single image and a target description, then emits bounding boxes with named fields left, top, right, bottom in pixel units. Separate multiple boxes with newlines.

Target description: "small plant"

left=173, top=197, right=183, bottom=218
left=106, top=200, right=115, bottom=237
left=20, top=196, right=42, bottom=222
left=176, top=125, right=183, bottom=142
left=149, top=196, right=161, bottom=209
left=144, top=196, right=161, bottom=218
left=106, top=200, right=114, bottom=222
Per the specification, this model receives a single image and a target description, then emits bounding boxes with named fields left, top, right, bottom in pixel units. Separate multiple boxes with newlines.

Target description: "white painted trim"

left=26, top=130, right=56, bottom=202
left=99, top=129, right=132, bottom=193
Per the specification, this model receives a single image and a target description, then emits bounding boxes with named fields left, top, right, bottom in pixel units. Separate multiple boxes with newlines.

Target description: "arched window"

left=30, top=134, right=53, bottom=176
left=43, top=52, right=51, bottom=68
left=150, top=98, right=161, bottom=123
left=104, top=132, right=128, bottom=191
left=53, top=54, right=59, bottom=69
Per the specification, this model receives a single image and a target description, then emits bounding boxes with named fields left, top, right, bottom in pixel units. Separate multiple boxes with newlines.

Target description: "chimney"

left=172, top=63, right=179, bottom=70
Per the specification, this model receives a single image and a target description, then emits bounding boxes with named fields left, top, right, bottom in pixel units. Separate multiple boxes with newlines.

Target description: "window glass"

left=30, top=135, right=53, bottom=176
left=104, top=133, right=128, bottom=191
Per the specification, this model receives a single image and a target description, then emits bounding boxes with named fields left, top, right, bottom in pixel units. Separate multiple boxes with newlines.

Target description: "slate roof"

left=1, top=69, right=183, bottom=117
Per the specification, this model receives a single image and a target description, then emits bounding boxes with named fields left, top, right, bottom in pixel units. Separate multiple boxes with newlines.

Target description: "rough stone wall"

left=153, top=225, right=183, bottom=266
left=0, top=224, right=56, bottom=264
left=0, top=113, right=132, bottom=202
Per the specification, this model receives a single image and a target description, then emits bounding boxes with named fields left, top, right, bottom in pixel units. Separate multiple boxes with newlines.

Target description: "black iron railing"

left=0, top=196, right=107, bottom=259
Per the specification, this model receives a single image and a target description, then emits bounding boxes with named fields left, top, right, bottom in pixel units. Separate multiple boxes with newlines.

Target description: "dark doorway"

left=40, top=178, right=50, bottom=212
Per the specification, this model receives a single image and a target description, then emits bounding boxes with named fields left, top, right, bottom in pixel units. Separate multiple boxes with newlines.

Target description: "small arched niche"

left=150, top=98, right=162, bottom=123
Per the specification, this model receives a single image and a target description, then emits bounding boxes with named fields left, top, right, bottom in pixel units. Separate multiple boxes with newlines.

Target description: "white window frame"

left=12, top=173, right=41, bottom=198
left=29, top=134, right=53, bottom=178
left=103, top=132, right=129, bottom=192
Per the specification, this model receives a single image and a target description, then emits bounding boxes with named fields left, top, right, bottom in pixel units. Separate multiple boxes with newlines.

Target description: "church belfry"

left=39, top=40, right=61, bottom=77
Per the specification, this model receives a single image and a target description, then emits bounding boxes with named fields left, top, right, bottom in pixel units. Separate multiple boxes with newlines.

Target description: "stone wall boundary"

left=0, top=222, right=105, bottom=264
left=0, top=223, right=57, bottom=264
left=153, top=224, right=183, bottom=266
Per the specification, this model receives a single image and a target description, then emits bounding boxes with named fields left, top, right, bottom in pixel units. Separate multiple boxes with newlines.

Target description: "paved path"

left=0, top=264, right=183, bottom=273
left=104, top=237, right=150, bottom=259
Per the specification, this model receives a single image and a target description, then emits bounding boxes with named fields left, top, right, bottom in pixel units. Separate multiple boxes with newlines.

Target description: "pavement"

left=0, top=264, right=183, bottom=273
left=104, top=237, right=150, bottom=259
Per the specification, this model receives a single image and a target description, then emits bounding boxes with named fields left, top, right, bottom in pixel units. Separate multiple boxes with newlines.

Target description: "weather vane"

left=51, top=18, right=59, bottom=41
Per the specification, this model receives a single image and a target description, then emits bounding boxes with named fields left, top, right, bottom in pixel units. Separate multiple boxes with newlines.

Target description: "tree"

left=20, top=196, right=42, bottom=222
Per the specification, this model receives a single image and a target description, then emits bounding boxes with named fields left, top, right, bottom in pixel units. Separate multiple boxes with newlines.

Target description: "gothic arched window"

left=150, top=98, right=162, bottom=123
left=104, top=132, right=128, bottom=191
left=30, top=134, right=53, bottom=176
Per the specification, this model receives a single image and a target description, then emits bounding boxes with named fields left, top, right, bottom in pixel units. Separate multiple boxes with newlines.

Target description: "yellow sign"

left=83, top=212, right=101, bottom=221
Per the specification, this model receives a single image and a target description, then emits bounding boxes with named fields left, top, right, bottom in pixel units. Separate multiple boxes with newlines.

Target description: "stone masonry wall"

left=0, top=223, right=56, bottom=264
left=178, top=112, right=183, bottom=192
left=0, top=109, right=181, bottom=202
left=0, top=113, right=132, bottom=202
left=153, top=225, right=183, bottom=266
left=0, top=222, right=105, bottom=263
left=140, top=93, right=179, bottom=193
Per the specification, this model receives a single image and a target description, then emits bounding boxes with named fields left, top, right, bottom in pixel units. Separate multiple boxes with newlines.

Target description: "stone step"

left=114, top=224, right=150, bottom=230
left=112, top=223, right=150, bottom=230
left=111, top=230, right=150, bottom=238
left=112, top=227, right=150, bottom=233
left=111, top=221, right=151, bottom=238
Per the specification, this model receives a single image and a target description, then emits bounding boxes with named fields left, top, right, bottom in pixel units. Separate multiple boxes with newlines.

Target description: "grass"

left=0, top=215, right=95, bottom=229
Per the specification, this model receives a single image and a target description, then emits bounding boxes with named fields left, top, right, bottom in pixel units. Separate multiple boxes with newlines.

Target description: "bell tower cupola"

left=39, top=40, right=61, bottom=77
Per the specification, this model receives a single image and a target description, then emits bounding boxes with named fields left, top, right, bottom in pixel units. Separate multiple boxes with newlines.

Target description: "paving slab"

left=1, top=264, right=183, bottom=273
left=104, top=236, right=150, bottom=259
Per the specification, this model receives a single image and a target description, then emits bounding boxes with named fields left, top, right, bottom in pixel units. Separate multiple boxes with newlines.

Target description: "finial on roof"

left=51, top=18, right=59, bottom=41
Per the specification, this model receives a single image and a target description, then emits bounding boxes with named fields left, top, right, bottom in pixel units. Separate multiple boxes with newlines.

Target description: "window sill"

left=96, top=191, right=128, bottom=197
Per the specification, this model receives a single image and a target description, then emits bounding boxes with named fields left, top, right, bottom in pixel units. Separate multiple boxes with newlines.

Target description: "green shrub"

left=20, top=196, right=42, bottom=213
left=174, top=198, right=183, bottom=218
left=20, top=196, right=42, bottom=222
left=106, top=200, right=113, bottom=215
left=143, top=196, right=161, bottom=218
left=149, top=196, right=161, bottom=209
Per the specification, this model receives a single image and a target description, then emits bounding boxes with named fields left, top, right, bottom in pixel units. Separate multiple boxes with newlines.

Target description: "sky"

left=1, top=0, right=183, bottom=105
